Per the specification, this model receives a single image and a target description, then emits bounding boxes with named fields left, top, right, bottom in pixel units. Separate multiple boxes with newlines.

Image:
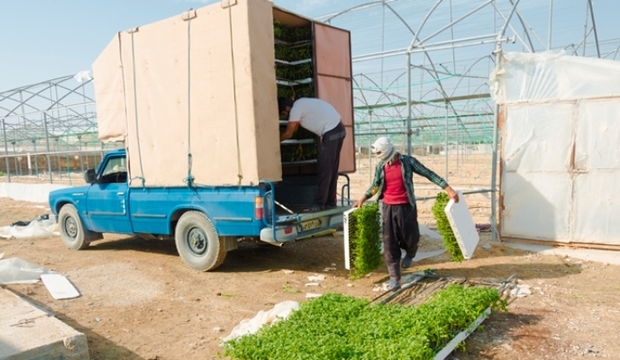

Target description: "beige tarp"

left=93, top=0, right=281, bottom=187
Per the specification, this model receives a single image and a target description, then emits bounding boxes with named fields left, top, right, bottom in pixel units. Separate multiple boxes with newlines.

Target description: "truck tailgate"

left=260, top=206, right=348, bottom=244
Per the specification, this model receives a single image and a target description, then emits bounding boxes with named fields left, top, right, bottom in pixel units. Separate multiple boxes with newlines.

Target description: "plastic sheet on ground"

left=419, top=224, right=442, bottom=240
left=0, top=217, right=58, bottom=239
left=222, top=300, right=300, bottom=342
left=410, top=249, right=446, bottom=262
left=509, top=284, right=532, bottom=298
left=0, top=257, right=50, bottom=284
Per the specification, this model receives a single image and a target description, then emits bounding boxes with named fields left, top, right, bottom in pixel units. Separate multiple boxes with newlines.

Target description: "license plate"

left=301, top=219, right=321, bottom=231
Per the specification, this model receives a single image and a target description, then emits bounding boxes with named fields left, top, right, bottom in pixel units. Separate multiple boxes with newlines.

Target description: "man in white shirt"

left=279, top=97, right=346, bottom=212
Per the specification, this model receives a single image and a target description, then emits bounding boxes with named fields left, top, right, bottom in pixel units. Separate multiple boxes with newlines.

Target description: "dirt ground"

left=1, top=154, right=620, bottom=359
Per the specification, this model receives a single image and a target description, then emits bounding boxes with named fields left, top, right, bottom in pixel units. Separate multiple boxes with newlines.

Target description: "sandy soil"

left=1, top=154, right=619, bottom=359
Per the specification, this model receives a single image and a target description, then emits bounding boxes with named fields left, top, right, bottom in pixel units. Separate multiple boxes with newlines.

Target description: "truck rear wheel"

left=58, top=204, right=102, bottom=250
left=175, top=211, right=226, bottom=271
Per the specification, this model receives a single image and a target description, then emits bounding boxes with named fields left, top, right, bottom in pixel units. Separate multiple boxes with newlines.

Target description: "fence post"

left=1, top=118, right=11, bottom=182
left=43, top=112, right=53, bottom=184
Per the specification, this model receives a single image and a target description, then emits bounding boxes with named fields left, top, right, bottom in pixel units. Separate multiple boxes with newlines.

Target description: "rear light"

left=254, top=196, right=264, bottom=220
left=284, top=227, right=293, bottom=234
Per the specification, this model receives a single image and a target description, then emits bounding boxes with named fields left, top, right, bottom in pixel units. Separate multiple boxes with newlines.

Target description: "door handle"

left=117, top=192, right=125, bottom=196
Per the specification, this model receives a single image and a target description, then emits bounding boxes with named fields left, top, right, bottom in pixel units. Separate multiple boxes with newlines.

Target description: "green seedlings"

left=432, top=192, right=464, bottom=262
left=223, top=285, right=507, bottom=359
left=348, top=203, right=383, bottom=279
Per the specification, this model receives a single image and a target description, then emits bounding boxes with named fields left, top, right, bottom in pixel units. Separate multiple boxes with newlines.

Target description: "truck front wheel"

left=58, top=204, right=102, bottom=250
left=175, top=211, right=226, bottom=271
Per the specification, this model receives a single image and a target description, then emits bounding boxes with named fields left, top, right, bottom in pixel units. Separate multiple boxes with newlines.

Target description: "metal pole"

left=406, top=53, right=412, bottom=155
left=449, top=0, right=456, bottom=73
left=490, top=0, right=521, bottom=241
left=43, top=113, right=53, bottom=183
left=12, top=142, right=17, bottom=179
left=1, top=118, right=10, bottom=182
left=587, top=0, right=600, bottom=58
left=444, top=102, right=449, bottom=181
left=582, top=0, right=588, bottom=56
left=380, top=0, right=386, bottom=89
left=78, top=135, right=84, bottom=171
left=55, top=138, right=60, bottom=177
left=66, top=133, right=72, bottom=186
left=547, top=0, right=553, bottom=49
left=456, top=117, right=460, bottom=176
left=32, top=140, right=38, bottom=176
left=368, top=111, right=373, bottom=184
left=368, top=93, right=373, bottom=184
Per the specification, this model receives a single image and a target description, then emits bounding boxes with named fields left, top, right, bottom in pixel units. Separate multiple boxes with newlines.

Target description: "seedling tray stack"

left=274, top=20, right=318, bottom=171
left=343, top=204, right=383, bottom=278
left=272, top=8, right=355, bottom=176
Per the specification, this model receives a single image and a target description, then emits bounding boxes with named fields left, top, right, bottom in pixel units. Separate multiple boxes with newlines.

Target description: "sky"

left=0, top=0, right=348, bottom=92
left=1, top=0, right=619, bottom=93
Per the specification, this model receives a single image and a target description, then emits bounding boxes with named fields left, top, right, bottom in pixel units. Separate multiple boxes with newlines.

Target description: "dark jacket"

left=364, top=152, right=448, bottom=208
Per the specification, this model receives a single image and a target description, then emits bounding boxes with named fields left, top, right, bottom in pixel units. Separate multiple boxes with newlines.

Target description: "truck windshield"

left=100, top=156, right=127, bottom=183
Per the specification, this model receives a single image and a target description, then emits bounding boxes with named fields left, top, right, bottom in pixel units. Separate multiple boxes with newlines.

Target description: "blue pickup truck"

left=48, top=148, right=350, bottom=271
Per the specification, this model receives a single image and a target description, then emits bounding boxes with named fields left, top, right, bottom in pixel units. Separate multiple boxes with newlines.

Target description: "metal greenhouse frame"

left=0, top=74, right=122, bottom=185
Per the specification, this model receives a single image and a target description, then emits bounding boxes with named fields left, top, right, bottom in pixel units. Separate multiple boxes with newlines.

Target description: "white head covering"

left=371, top=136, right=396, bottom=162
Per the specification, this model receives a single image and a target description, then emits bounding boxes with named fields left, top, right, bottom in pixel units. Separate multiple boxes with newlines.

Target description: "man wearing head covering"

left=279, top=97, right=346, bottom=212
left=352, top=136, right=459, bottom=290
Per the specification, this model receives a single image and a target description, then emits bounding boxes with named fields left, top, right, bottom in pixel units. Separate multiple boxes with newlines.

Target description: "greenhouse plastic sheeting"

left=490, top=51, right=620, bottom=104
left=490, top=51, right=620, bottom=246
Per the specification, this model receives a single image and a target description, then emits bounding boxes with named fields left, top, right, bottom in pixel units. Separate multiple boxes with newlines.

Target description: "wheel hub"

left=188, top=228, right=207, bottom=255
left=65, top=217, right=78, bottom=238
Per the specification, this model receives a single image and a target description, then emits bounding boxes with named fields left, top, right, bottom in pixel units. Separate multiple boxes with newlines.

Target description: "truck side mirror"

left=84, top=169, right=97, bottom=184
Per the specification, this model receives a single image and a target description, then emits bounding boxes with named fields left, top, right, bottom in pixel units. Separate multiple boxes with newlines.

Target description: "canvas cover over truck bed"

left=93, top=0, right=279, bottom=187
left=92, top=0, right=355, bottom=188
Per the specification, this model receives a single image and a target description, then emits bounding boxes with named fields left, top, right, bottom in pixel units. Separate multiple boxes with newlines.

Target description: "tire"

left=58, top=204, right=102, bottom=250
left=175, top=211, right=227, bottom=271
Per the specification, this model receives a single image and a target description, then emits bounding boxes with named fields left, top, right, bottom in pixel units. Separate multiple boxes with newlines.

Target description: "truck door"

left=86, top=155, right=133, bottom=234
